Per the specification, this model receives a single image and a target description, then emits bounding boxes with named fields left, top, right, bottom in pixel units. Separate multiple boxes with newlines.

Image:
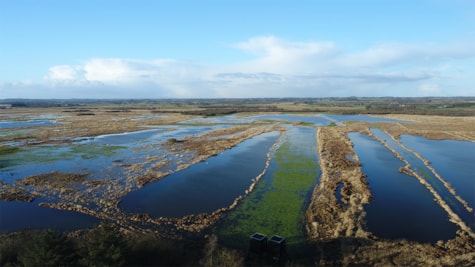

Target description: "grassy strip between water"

left=217, top=132, right=319, bottom=251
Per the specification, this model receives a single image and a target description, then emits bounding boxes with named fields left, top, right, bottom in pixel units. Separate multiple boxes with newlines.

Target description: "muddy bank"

left=306, top=126, right=371, bottom=240
left=16, top=172, right=88, bottom=187
left=0, top=181, right=35, bottom=202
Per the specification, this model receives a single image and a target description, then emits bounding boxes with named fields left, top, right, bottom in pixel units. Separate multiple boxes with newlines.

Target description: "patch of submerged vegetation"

left=0, top=144, right=126, bottom=169
left=218, top=129, right=319, bottom=251
left=0, top=146, right=23, bottom=168
left=0, top=145, right=21, bottom=156
left=416, top=166, right=442, bottom=191
left=69, top=145, right=127, bottom=160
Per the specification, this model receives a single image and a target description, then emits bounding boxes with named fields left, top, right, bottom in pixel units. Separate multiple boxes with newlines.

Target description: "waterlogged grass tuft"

left=218, top=131, right=319, bottom=250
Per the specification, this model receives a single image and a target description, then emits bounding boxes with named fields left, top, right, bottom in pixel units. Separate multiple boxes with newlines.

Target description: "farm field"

left=0, top=98, right=474, bottom=266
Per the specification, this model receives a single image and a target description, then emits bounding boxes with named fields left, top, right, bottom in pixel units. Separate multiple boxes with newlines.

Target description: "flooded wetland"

left=1, top=100, right=474, bottom=266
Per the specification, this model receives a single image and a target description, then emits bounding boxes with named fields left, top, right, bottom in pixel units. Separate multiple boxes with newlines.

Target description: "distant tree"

left=79, top=223, right=126, bottom=267
left=18, top=230, right=75, bottom=267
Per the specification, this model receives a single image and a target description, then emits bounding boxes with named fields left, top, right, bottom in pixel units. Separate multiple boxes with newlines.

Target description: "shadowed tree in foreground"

left=18, top=230, right=75, bottom=267
left=79, top=223, right=126, bottom=267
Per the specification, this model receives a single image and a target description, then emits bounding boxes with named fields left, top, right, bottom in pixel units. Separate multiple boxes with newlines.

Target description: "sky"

left=1, top=0, right=474, bottom=99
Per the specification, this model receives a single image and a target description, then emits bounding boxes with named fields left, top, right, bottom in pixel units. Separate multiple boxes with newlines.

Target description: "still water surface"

left=120, top=131, right=280, bottom=217
left=349, top=132, right=458, bottom=243
left=0, top=199, right=99, bottom=232
left=400, top=135, right=475, bottom=210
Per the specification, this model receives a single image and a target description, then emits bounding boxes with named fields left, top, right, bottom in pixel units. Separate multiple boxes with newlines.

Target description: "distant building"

left=0, top=104, right=12, bottom=109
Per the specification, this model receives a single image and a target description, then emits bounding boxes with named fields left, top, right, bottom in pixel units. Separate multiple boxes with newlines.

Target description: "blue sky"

left=1, top=0, right=474, bottom=98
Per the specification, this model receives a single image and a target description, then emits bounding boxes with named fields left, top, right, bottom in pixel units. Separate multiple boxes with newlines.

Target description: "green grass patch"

left=0, top=144, right=126, bottom=169
left=0, top=146, right=21, bottom=156
left=416, top=166, right=441, bottom=191
left=218, top=131, right=319, bottom=251
left=0, top=146, right=22, bottom=168
left=69, top=145, right=127, bottom=159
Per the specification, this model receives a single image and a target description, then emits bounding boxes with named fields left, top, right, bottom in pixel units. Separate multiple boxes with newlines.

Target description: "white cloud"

left=339, top=42, right=475, bottom=69
left=45, top=65, right=82, bottom=81
left=3, top=36, right=474, bottom=98
left=418, top=83, right=442, bottom=94
left=233, top=36, right=338, bottom=73
left=83, top=59, right=131, bottom=82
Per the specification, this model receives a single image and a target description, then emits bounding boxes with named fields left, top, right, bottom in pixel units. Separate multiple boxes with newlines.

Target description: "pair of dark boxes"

left=249, top=233, right=286, bottom=262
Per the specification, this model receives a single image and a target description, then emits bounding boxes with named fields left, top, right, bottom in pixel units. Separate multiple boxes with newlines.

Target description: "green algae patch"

left=0, top=144, right=126, bottom=169
left=69, top=145, right=127, bottom=159
left=217, top=128, right=319, bottom=252
left=0, top=146, right=21, bottom=156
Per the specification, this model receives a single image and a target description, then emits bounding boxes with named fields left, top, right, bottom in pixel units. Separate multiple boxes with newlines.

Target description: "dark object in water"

left=267, top=235, right=286, bottom=263
left=248, top=233, right=287, bottom=264
left=249, top=232, right=267, bottom=255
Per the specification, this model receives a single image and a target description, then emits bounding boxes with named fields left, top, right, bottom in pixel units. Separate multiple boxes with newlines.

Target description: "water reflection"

left=371, top=129, right=474, bottom=232
left=349, top=132, right=457, bottom=243
left=0, top=119, right=56, bottom=129
left=0, top=199, right=99, bottom=232
left=120, top=132, right=280, bottom=217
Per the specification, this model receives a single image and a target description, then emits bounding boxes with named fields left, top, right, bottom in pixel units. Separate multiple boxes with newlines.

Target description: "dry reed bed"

left=306, top=126, right=372, bottom=240
left=374, top=114, right=475, bottom=141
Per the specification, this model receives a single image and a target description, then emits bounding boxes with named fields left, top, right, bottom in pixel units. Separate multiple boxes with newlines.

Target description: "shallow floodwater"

left=0, top=199, right=99, bottom=232
left=249, top=114, right=329, bottom=126
left=349, top=132, right=458, bottom=243
left=0, top=114, right=449, bottom=234
left=179, top=113, right=404, bottom=126
left=0, top=119, right=56, bottom=129
left=217, top=126, right=319, bottom=252
left=120, top=131, right=280, bottom=217
left=324, top=114, right=405, bottom=123
left=371, top=129, right=474, bottom=232
left=400, top=135, right=475, bottom=210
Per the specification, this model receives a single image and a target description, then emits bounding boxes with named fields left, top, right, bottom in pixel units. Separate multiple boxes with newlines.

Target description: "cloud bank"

left=2, top=36, right=474, bottom=98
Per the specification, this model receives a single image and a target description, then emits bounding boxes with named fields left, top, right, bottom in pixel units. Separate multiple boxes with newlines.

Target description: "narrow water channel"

left=349, top=132, right=458, bottom=243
